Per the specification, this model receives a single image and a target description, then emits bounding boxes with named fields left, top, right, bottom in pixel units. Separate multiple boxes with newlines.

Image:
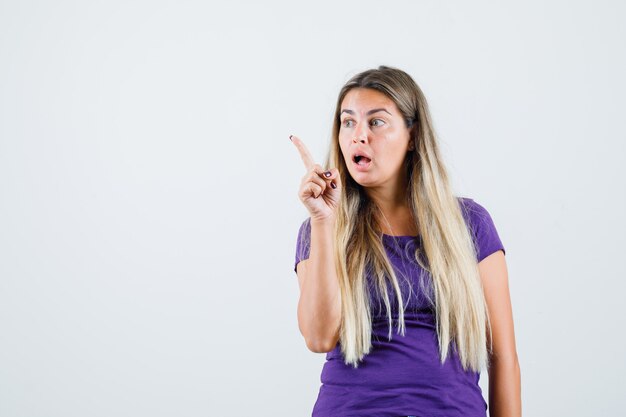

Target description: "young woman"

left=290, top=66, right=521, bottom=417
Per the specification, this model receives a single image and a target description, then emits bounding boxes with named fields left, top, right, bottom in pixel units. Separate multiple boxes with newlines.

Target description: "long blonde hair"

left=322, top=65, right=492, bottom=372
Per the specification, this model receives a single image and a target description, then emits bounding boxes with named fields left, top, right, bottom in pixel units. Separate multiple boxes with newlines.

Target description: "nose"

left=352, top=122, right=368, bottom=144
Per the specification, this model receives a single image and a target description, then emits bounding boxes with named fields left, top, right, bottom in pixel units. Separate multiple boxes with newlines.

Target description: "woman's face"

left=338, top=88, right=413, bottom=189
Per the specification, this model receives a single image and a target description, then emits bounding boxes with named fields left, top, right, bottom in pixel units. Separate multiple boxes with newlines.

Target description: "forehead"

left=340, top=88, right=398, bottom=113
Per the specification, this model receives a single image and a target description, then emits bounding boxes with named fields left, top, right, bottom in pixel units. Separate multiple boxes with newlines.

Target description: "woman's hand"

left=290, top=134, right=342, bottom=222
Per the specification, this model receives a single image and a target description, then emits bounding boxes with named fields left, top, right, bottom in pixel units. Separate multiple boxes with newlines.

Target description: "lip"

left=350, top=149, right=372, bottom=162
left=349, top=148, right=373, bottom=172
left=352, top=158, right=372, bottom=171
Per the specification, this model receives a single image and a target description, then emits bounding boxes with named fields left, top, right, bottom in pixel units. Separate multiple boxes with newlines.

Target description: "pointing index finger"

left=290, top=135, right=316, bottom=171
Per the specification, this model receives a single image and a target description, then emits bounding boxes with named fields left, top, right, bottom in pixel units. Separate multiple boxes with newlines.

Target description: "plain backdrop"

left=1, top=1, right=625, bottom=416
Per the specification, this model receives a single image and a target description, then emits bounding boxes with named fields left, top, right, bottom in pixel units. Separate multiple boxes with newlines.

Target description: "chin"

left=350, top=175, right=376, bottom=188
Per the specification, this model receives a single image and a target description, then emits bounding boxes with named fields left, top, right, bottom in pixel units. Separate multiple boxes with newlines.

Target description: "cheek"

left=377, top=146, right=401, bottom=167
left=338, top=131, right=350, bottom=146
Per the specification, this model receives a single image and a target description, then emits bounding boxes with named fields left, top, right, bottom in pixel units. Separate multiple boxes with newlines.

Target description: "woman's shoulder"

left=456, top=195, right=506, bottom=261
left=456, top=195, right=497, bottom=228
left=456, top=196, right=495, bottom=221
left=457, top=195, right=485, bottom=211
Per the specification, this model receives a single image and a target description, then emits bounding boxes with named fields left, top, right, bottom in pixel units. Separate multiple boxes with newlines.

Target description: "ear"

left=407, top=123, right=417, bottom=151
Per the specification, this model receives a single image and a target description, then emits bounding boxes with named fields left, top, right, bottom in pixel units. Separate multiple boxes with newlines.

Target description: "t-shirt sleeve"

left=460, top=197, right=506, bottom=263
left=294, top=217, right=312, bottom=274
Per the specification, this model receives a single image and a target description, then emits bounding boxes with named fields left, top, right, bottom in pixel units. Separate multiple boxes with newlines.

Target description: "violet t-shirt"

left=293, top=197, right=506, bottom=417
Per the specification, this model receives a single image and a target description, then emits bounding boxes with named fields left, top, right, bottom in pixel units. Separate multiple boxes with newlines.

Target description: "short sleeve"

left=459, top=197, right=506, bottom=263
left=294, top=217, right=312, bottom=274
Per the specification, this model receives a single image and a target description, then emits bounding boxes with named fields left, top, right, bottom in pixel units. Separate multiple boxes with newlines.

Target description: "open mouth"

left=354, top=155, right=371, bottom=164
left=353, top=155, right=372, bottom=168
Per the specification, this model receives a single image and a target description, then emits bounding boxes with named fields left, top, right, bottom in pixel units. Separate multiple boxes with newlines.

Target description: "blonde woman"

left=290, top=66, right=521, bottom=417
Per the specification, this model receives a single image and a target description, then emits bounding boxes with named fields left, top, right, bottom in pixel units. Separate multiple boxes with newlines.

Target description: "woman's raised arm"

left=291, top=134, right=342, bottom=353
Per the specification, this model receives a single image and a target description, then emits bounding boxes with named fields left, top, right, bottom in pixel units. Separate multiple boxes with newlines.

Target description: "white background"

left=1, top=1, right=625, bottom=416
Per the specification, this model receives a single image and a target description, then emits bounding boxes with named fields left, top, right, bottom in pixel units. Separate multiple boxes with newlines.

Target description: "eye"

left=342, top=119, right=354, bottom=128
left=371, top=118, right=385, bottom=127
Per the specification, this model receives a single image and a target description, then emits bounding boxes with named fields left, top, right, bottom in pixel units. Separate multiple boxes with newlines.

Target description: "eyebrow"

left=340, top=108, right=392, bottom=117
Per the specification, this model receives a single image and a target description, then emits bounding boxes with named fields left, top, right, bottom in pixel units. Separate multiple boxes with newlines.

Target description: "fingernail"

left=330, top=182, right=336, bottom=189
left=324, top=171, right=331, bottom=177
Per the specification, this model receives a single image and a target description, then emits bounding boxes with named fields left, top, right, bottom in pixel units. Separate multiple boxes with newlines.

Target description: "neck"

left=364, top=169, right=413, bottom=230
